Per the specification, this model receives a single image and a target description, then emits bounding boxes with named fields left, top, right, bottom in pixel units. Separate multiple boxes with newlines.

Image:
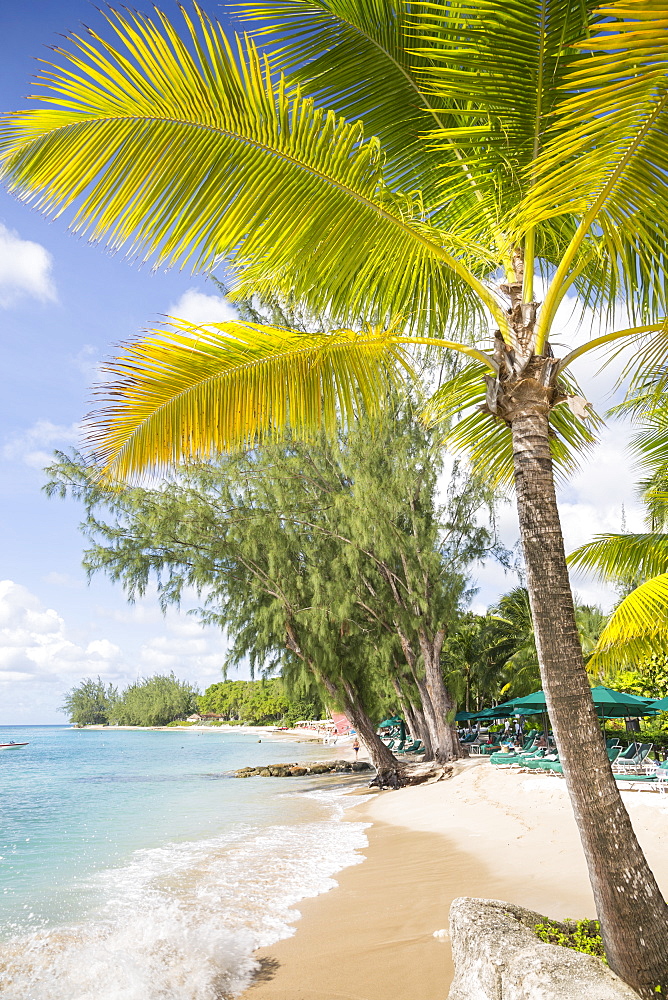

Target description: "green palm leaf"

left=568, top=533, right=668, bottom=582
left=86, top=319, right=414, bottom=478
left=423, top=359, right=601, bottom=487
left=414, top=0, right=597, bottom=179
left=0, top=3, right=500, bottom=336
left=234, top=1, right=462, bottom=204
left=590, top=574, right=668, bottom=671
left=520, top=0, right=668, bottom=325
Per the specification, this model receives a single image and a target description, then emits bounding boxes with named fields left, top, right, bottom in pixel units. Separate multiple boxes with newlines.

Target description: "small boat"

left=0, top=742, right=29, bottom=750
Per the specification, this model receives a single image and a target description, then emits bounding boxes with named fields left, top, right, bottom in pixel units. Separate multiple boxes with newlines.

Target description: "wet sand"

left=242, top=760, right=668, bottom=1000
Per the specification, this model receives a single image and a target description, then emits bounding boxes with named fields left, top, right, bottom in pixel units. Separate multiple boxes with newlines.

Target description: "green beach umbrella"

left=468, top=705, right=516, bottom=720
left=378, top=716, right=406, bottom=740
left=649, top=696, right=668, bottom=712
left=455, top=711, right=479, bottom=721
left=504, top=691, right=547, bottom=713
left=589, top=686, right=658, bottom=719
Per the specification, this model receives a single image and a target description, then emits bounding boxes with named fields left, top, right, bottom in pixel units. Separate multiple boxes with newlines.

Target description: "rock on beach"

left=234, top=760, right=372, bottom=777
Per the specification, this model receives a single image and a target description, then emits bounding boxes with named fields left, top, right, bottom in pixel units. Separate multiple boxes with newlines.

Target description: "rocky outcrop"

left=447, top=898, right=640, bottom=1000
left=234, top=759, right=372, bottom=777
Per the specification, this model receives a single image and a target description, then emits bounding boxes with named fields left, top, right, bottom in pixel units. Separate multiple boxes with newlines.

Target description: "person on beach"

left=353, top=738, right=360, bottom=760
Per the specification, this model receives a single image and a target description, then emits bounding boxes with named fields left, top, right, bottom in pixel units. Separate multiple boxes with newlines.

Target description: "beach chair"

left=614, top=772, right=658, bottom=790
left=613, top=743, right=653, bottom=774
left=489, top=740, right=539, bottom=767
left=538, top=754, right=561, bottom=773
left=518, top=750, right=549, bottom=770
left=610, top=742, right=638, bottom=770
left=395, top=739, right=423, bottom=754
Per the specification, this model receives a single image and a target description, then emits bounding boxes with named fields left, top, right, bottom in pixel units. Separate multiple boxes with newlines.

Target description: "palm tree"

left=571, top=340, right=668, bottom=672
left=3, top=1, right=668, bottom=989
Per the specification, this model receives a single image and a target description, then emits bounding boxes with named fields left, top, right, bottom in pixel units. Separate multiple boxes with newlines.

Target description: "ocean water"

left=0, top=726, right=369, bottom=1000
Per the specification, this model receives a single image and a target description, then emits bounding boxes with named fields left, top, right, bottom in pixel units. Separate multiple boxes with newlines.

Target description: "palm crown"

left=1, top=0, right=667, bottom=477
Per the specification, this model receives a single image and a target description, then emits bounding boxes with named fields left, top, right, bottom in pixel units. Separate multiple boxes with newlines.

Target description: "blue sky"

left=0, top=1, right=642, bottom=724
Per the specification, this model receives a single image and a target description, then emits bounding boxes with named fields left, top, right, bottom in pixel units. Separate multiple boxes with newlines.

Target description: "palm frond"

left=413, top=0, right=597, bottom=198
left=422, top=360, right=601, bottom=487
left=0, top=3, right=503, bottom=337
left=610, top=326, right=668, bottom=419
left=233, top=1, right=468, bottom=206
left=590, top=573, right=668, bottom=672
left=568, top=533, right=668, bottom=582
left=522, top=0, right=668, bottom=328
left=86, top=319, right=413, bottom=479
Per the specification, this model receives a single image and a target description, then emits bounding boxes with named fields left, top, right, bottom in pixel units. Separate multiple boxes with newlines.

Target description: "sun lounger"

left=489, top=741, right=539, bottom=767
left=612, top=743, right=653, bottom=774
left=614, top=773, right=658, bottom=790
left=395, top=739, right=423, bottom=754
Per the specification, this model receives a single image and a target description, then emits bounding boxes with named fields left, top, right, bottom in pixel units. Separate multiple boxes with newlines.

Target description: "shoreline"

left=242, top=759, right=668, bottom=1000
left=75, top=723, right=345, bottom=744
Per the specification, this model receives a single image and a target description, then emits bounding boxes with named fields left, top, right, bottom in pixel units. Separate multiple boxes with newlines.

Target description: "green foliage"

left=110, top=673, right=199, bottom=727
left=609, top=654, right=668, bottom=701
left=534, top=918, right=606, bottom=964
left=61, top=676, right=118, bottom=726
left=198, top=679, right=321, bottom=726
left=448, top=590, right=604, bottom=708
left=45, top=394, right=506, bottom=729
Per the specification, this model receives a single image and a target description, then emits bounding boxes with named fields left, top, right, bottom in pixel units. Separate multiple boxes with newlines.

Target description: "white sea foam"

left=0, top=789, right=368, bottom=999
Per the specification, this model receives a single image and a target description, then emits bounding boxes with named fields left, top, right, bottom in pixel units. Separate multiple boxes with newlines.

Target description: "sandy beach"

left=243, top=759, right=668, bottom=1000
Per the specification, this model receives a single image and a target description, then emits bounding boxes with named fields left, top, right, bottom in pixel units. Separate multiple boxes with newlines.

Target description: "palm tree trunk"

left=510, top=389, right=668, bottom=996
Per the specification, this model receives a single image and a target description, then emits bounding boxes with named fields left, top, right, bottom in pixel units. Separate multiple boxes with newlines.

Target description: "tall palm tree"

left=2, top=1, right=668, bottom=990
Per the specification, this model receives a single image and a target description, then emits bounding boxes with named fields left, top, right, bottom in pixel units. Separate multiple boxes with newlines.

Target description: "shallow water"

left=0, top=727, right=368, bottom=999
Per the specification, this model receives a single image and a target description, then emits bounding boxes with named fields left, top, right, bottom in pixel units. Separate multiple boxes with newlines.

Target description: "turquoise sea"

left=0, top=726, right=368, bottom=1000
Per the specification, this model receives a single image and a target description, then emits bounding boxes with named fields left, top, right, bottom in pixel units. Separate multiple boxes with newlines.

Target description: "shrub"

left=534, top=918, right=606, bottom=962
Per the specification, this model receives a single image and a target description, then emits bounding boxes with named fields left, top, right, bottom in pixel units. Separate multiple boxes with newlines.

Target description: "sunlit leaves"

left=86, top=319, right=413, bottom=478
left=0, top=3, right=496, bottom=336
left=569, top=532, right=668, bottom=583
left=590, top=574, right=668, bottom=672
left=519, top=0, right=668, bottom=320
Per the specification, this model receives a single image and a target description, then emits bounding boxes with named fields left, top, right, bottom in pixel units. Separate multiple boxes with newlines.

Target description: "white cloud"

left=0, top=581, right=234, bottom=722
left=0, top=580, right=122, bottom=686
left=138, top=630, right=227, bottom=680
left=167, top=288, right=237, bottom=326
left=0, top=223, right=56, bottom=307
left=2, top=419, right=81, bottom=468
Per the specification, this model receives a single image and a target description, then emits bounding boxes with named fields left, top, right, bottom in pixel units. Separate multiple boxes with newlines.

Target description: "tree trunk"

left=395, top=684, right=434, bottom=758
left=409, top=698, right=434, bottom=759
left=509, top=372, right=668, bottom=996
left=397, top=632, right=438, bottom=760
left=391, top=677, right=421, bottom=747
left=413, top=673, right=440, bottom=760
left=419, top=629, right=463, bottom=760
left=342, top=688, right=399, bottom=772
left=318, top=675, right=398, bottom=772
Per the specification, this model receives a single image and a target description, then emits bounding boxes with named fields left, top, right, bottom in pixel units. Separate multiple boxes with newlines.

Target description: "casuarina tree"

left=4, top=1, right=668, bottom=990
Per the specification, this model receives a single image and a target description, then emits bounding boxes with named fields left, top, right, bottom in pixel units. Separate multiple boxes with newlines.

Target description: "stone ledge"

left=447, top=897, right=640, bottom=1000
